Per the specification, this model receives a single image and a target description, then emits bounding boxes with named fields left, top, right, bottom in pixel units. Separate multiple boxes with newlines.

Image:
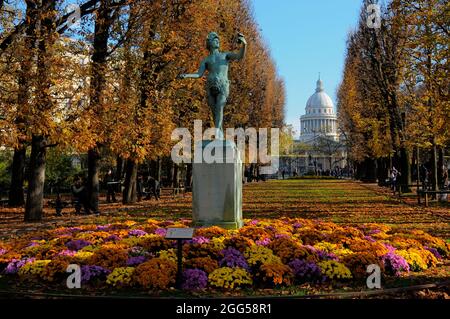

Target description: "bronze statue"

left=179, top=32, right=247, bottom=137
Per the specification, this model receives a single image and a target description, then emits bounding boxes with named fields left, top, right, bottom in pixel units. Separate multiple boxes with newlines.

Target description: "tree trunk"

left=156, top=158, right=162, bottom=181
left=437, top=147, right=444, bottom=188
left=355, top=161, right=363, bottom=180
left=361, top=157, right=377, bottom=183
left=123, top=159, right=138, bottom=204
left=10, top=1, right=38, bottom=207
left=116, top=155, right=123, bottom=181
left=430, top=142, right=438, bottom=194
left=169, top=162, right=176, bottom=187
left=174, top=164, right=179, bottom=188
left=376, top=157, right=389, bottom=186
left=8, top=146, right=26, bottom=206
left=24, top=136, right=46, bottom=221
left=24, top=0, right=55, bottom=220
left=185, top=163, right=192, bottom=191
left=399, top=147, right=411, bottom=193
left=150, top=159, right=159, bottom=179
left=116, top=155, right=123, bottom=192
left=86, top=1, right=112, bottom=212
left=87, top=148, right=100, bottom=213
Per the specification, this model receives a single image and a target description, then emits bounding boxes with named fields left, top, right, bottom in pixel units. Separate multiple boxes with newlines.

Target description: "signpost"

left=165, top=228, right=194, bottom=289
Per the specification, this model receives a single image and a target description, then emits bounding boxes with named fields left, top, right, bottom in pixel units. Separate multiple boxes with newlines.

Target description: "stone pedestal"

left=192, top=139, right=243, bottom=229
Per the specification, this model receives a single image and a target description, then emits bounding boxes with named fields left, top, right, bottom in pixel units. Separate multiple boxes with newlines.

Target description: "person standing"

left=391, top=167, right=400, bottom=194
left=104, top=169, right=117, bottom=203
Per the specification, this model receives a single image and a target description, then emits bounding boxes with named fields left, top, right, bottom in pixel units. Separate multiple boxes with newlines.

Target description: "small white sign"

left=165, top=228, right=194, bottom=239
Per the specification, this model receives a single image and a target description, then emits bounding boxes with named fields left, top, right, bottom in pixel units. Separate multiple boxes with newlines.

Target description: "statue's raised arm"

left=226, top=33, right=247, bottom=61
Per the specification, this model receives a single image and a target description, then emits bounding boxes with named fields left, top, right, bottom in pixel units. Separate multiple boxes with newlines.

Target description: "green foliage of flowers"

left=208, top=267, right=253, bottom=289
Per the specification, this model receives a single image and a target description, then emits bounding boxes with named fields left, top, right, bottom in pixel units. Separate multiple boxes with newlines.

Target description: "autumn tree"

left=339, top=0, right=413, bottom=187
left=398, top=0, right=449, bottom=192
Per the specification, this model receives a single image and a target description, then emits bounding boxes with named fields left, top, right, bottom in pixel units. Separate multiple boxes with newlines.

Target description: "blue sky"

left=251, top=0, right=362, bottom=138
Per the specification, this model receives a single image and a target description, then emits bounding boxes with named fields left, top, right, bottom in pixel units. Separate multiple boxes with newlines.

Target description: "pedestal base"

left=192, top=140, right=243, bottom=229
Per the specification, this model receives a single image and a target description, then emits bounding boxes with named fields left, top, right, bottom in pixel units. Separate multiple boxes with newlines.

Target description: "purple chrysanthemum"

left=249, top=220, right=259, bottom=226
left=314, top=248, right=339, bottom=261
left=126, top=256, right=147, bottom=266
left=219, top=247, right=250, bottom=270
left=181, top=269, right=208, bottom=290
left=65, top=239, right=91, bottom=251
left=57, top=250, right=76, bottom=257
left=189, top=236, right=210, bottom=245
left=293, top=222, right=302, bottom=229
left=424, top=246, right=442, bottom=260
left=27, top=241, right=41, bottom=248
left=264, top=226, right=275, bottom=232
left=255, top=238, right=271, bottom=246
left=104, top=234, right=121, bottom=242
left=382, top=252, right=410, bottom=276
left=4, top=258, right=35, bottom=274
left=128, top=229, right=148, bottom=237
left=81, top=265, right=111, bottom=284
left=288, top=259, right=325, bottom=283
left=154, top=228, right=167, bottom=237
left=0, top=249, right=7, bottom=256
left=96, top=224, right=111, bottom=231
left=364, top=235, right=376, bottom=243
left=383, top=243, right=396, bottom=253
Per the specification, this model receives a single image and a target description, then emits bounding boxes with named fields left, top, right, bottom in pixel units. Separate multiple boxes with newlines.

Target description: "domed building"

left=274, top=77, right=347, bottom=178
left=300, top=78, right=338, bottom=142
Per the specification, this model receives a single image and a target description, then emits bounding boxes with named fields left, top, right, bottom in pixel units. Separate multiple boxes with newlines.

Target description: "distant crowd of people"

left=279, top=166, right=350, bottom=179
left=416, top=164, right=449, bottom=190
left=388, top=163, right=449, bottom=197
left=69, top=170, right=162, bottom=215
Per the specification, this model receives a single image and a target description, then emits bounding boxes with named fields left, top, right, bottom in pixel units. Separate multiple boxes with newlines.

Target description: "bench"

left=392, top=184, right=421, bottom=196
left=161, top=187, right=186, bottom=198
left=417, top=190, right=450, bottom=207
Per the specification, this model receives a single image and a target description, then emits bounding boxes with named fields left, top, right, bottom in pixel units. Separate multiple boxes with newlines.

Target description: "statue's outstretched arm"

left=179, top=59, right=206, bottom=79
left=227, top=34, right=247, bottom=61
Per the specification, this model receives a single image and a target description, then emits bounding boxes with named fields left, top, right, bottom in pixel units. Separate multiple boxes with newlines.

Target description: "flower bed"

left=0, top=218, right=448, bottom=293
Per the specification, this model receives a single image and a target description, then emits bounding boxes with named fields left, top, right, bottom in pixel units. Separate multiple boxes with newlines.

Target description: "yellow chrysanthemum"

left=318, top=261, right=352, bottom=280
left=18, top=260, right=51, bottom=277
left=244, top=246, right=281, bottom=266
left=208, top=267, right=252, bottom=289
left=106, top=267, right=135, bottom=286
